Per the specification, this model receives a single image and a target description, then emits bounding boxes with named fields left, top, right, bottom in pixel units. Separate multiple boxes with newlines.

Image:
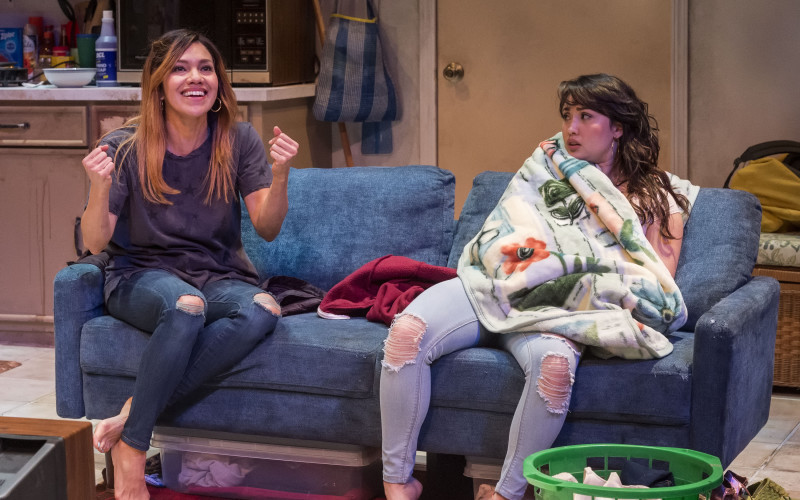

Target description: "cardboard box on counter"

left=0, top=28, right=23, bottom=66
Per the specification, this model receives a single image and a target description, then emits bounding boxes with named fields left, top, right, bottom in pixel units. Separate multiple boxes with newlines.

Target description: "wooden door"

left=437, top=0, right=673, bottom=214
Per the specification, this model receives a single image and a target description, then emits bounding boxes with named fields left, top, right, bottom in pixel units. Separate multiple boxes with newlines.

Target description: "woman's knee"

left=233, top=293, right=280, bottom=341
left=532, top=335, right=580, bottom=414
left=537, top=352, right=574, bottom=414
left=176, top=294, right=205, bottom=316
left=253, top=293, right=281, bottom=316
left=382, top=314, right=427, bottom=372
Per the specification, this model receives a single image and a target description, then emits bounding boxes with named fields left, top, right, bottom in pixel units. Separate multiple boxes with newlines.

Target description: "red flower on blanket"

left=501, top=237, right=550, bottom=274
left=540, top=140, right=558, bottom=159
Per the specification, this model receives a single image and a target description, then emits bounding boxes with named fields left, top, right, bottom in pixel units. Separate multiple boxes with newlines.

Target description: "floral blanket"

left=457, top=134, right=693, bottom=359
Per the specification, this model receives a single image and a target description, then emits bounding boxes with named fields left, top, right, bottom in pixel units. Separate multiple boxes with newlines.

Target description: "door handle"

left=443, top=62, right=464, bottom=82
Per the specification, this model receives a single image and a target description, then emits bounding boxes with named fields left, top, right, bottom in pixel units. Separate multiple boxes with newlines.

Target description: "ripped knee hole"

left=176, top=295, right=205, bottom=315
left=536, top=353, right=573, bottom=414
left=383, top=314, right=426, bottom=370
left=254, top=293, right=281, bottom=315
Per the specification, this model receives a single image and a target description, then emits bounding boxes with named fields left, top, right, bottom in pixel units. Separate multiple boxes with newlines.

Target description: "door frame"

left=418, top=0, right=689, bottom=178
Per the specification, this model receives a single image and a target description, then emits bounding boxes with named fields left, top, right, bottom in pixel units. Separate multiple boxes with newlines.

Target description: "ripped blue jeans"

left=106, top=269, right=280, bottom=451
left=380, top=278, right=581, bottom=500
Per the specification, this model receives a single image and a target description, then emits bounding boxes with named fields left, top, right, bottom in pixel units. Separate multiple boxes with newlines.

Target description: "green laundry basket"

left=523, top=444, right=723, bottom=500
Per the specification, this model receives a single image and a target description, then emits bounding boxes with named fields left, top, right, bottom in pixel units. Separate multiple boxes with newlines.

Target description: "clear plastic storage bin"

left=151, top=427, right=382, bottom=500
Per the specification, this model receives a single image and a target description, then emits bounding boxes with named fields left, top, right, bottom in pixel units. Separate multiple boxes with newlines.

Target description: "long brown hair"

left=112, top=29, right=239, bottom=205
left=558, top=74, right=688, bottom=239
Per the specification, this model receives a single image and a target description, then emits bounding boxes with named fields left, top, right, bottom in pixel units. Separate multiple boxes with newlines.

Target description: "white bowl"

left=43, top=67, right=97, bottom=88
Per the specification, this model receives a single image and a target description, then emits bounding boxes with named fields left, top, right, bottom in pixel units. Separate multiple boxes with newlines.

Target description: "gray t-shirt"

left=101, top=121, right=272, bottom=299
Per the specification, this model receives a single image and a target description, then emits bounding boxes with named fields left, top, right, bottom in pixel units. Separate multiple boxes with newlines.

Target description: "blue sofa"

left=55, top=165, right=779, bottom=473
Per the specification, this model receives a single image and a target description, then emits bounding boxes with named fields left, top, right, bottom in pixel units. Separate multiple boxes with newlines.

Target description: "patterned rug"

left=0, top=360, right=21, bottom=374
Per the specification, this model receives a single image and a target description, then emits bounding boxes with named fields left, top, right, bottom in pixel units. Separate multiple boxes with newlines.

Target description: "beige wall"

left=254, top=99, right=332, bottom=169
left=689, top=0, right=800, bottom=187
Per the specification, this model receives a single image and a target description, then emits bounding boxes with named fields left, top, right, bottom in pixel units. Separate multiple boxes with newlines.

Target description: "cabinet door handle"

left=0, top=122, right=30, bottom=129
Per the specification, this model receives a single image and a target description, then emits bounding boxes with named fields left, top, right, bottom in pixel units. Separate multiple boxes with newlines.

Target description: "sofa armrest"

left=690, top=276, right=780, bottom=466
left=54, top=264, right=105, bottom=418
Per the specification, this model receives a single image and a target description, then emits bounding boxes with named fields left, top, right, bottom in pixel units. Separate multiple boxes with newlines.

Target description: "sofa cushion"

left=80, top=314, right=387, bottom=400
left=567, top=330, right=693, bottom=424
left=448, top=171, right=514, bottom=268
left=243, top=166, right=455, bottom=291
left=79, top=313, right=692, bottom=428
left=675, top=189, right=761, bottom=329
left=430, top=330, right=693, bottom=426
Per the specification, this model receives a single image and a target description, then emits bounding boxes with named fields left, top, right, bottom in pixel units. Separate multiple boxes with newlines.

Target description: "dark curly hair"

left=557, top=74, right=688, bottom=239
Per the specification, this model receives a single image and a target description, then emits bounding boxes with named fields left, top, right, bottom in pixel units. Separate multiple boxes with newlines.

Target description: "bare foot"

left=476, top=484, right=512, bottom=500
left=110, top=439, right=149, bottom=500
left=383, top=478, right=423, bottom=500
left=94, top=397, right=132, bottom=453
left=475, top=483, right=495, bottom=500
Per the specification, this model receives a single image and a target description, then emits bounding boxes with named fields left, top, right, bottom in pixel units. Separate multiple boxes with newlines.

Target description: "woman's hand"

left=243, top=126, right=297, bottom=242
left=81, top=144, right=118, bottom=254
left=82, top=144, right=115, bottom=190
left=268, top=126, right=298, bottom=178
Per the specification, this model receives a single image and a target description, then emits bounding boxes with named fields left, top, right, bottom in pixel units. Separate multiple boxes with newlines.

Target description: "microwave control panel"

left=233, top=0, right=268, bottom=69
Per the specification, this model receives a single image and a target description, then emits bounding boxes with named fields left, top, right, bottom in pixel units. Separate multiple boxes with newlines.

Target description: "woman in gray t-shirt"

left=80, top=29, right=299, bottom=497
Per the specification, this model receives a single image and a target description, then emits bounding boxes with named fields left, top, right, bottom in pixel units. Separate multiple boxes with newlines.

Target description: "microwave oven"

left=115, top=0, right=316, bottom=86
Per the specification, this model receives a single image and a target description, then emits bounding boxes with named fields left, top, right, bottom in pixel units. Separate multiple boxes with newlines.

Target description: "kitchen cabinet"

left=0, top=149, right=88, bottom=314
left=0, top=106, right=89, bottom=340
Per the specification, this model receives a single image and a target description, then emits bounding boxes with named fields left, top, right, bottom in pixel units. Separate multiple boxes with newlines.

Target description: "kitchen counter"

left=0, top=83, right=316, bottom=102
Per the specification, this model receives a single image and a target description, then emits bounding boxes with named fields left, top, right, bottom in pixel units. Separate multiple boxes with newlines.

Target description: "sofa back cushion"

left=448, top=171, right=514, bottom=268
left=675, top=188, right=760, bottom=329
left=450, top=172, right=761, bottom=330
left=242, top=165, right=455, bottom=291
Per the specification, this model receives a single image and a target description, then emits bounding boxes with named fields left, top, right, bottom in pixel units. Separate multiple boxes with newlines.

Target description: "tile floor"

left=1, top=342, right=798, bottom=497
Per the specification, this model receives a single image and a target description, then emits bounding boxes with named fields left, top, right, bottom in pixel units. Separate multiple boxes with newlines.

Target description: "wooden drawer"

left=0, top=106, right=88, bottom=147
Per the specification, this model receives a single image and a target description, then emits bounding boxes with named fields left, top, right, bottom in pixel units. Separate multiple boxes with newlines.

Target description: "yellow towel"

left=729, top=155, right=800, bottom=232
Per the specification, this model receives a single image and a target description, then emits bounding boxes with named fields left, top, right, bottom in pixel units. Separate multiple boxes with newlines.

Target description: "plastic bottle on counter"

left=37, top=29, right=54, bottom=80
left=22, top=23, right=38, bottom=79
left=39, top=28, right=53, bottom=56
left=95, top=10, right=118, bottom=87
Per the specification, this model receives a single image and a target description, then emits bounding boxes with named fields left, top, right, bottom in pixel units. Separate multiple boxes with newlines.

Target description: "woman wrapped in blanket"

left=381, top=73, right=690, bottom=500
left=81, top=29, right=299, bottom=499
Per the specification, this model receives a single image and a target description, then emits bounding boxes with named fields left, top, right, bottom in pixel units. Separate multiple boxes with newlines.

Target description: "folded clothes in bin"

left=553, top=467, right=656, bottom=500
left=523, top=444, right=723, bottom=500
left=621, top=460, right=675, bottom=488
left=179, top=452, right=255, bottom=488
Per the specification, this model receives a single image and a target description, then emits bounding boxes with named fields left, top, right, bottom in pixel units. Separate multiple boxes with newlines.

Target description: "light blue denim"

left=105, top=269, right=279, bottom=451
left=380, top=278, right=581, bottom=500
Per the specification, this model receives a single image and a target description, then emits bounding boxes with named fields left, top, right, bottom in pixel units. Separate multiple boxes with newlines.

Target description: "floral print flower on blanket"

left=501, top=237, right=549, bottom=274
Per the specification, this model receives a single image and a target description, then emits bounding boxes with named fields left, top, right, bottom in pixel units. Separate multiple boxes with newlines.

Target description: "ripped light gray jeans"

left=380, top=277, right=581, bottom=500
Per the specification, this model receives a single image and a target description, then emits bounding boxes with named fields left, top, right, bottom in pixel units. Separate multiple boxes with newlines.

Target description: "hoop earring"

left=211, top=97, right=222, bottom=113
